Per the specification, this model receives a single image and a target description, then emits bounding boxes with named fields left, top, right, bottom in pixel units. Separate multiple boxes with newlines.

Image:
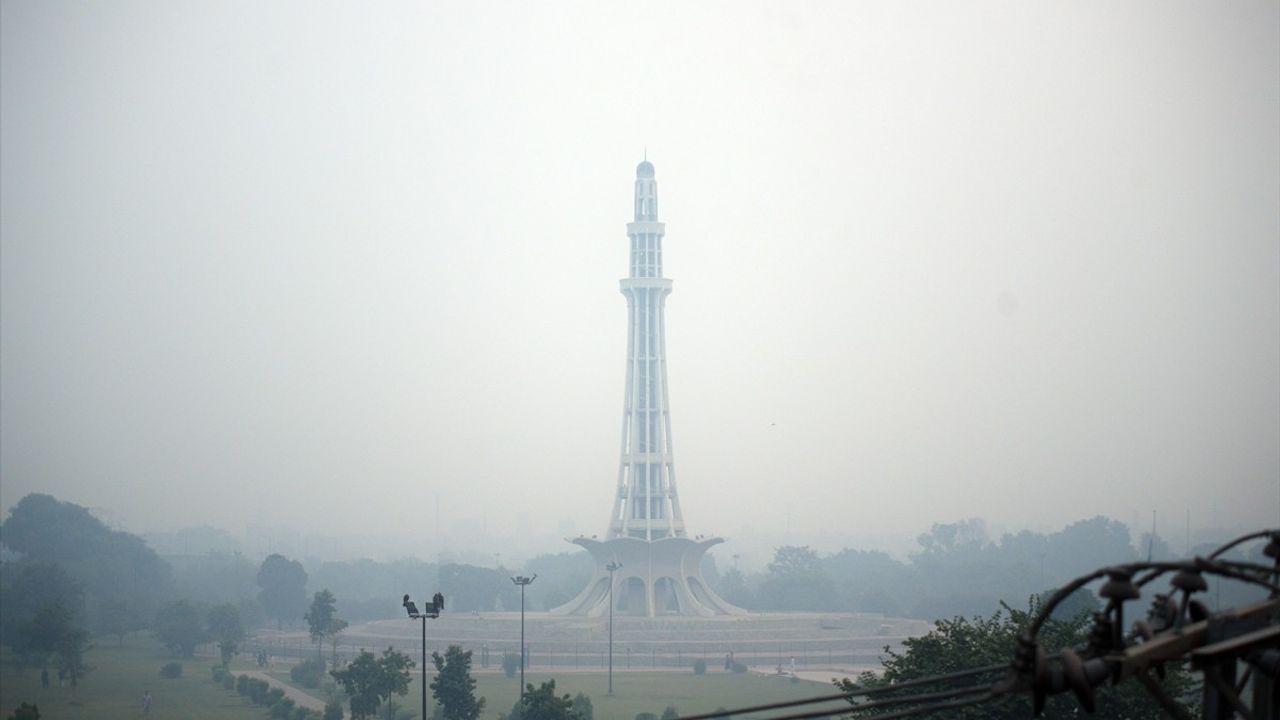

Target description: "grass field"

left=2, top=638, right=846, bottom=720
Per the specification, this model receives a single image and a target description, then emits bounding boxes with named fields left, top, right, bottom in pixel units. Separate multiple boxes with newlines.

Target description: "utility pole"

left=606, top=560, right=622, bottom=696
left=510, top=575, right=536, bottom=700
left=402, top=592, right=443, bottom=720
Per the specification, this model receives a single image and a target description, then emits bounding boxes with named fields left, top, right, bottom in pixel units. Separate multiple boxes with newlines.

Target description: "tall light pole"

left=403, top=592, right=443, bottom=720
left=510, top=574, right=536, bottom=699
left=606, top=560, right=622, bottom=696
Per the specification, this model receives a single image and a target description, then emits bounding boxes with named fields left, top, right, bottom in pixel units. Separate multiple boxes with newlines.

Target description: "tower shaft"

left=609, top=162, right=684, bottom=541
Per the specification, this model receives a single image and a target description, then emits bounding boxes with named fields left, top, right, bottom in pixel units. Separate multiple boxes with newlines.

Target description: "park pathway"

left=240, top=670, right=326, bottom=712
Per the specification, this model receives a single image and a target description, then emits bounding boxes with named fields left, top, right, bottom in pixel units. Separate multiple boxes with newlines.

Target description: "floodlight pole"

left=510, top=575, right=536, bottom=699
left=403, top=593, right=442, bottom=720
left=606, top=560, right=622, bottom=696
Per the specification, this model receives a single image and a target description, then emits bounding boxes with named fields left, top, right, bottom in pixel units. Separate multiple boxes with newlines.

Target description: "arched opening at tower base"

left=654, top=577, right=681, bottom=615
left=617, top=577, right=647, bottom=616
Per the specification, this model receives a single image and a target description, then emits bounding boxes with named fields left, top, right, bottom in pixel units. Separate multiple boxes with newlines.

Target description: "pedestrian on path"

left=142, top=690, right=152, bottom=715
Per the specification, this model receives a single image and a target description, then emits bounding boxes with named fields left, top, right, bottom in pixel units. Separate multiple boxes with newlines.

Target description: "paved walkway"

left=240, top=670, right=326, bottom=712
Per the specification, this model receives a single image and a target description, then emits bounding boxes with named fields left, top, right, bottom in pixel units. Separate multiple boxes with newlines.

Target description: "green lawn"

left=0, top=638, right=268, bottom=720
left=3, top=639, right=844, bottom=720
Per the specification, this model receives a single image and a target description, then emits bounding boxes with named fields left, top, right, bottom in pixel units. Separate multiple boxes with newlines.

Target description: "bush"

left=237, top=674, right=250, bottom=695
left=291, top=658, right=326, bottom=688
left=8, top=702, right=40, bottom=720
left=661, top=707, right=680, bottom=720
left=729, top=660, right=748, bottom=673
left=571, top=692, right=593, bottom=720
left=501, top=652, right=521, bottom=678
left=222, top=672, right=236, bottom=690
left=267, top=687, right=285, bottom=705
left=248, top=678, right=271, bottom=705
left=159, top=662, right=183, bottom=679
left=693, top=658, right=707, bottom=675
left=323, top=700, right=344, bottom=720
left=212, top=665, right=226, bottom=682
left=271, top=698, right=296, bottom=719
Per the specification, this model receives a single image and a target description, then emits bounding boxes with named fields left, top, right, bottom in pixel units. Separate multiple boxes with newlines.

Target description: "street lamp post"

left=403, top=592, right=443, bottom=720
left=605, top=560, right=622, bottom=696
left=510, top=575, right=536, bottom=699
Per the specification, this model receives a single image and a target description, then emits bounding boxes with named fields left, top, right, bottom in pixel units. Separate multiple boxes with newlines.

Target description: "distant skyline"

left=3, top=2, right=1277, bottom=560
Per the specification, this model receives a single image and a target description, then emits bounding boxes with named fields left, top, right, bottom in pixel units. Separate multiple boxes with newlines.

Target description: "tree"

left=430, top=644, right=484, bottom=720
left=6, top=703, right=40, bottom=720
left=207, top=603, right=245, bottom=665
left=570, top=693, right=593, bottom=720
left=513, top=679, right=578, bottom=720
left=758, top=546, right=835, bottom=611
left=258, top=554, right=308, bottom=629
left=306, top=589, right=348, bottom=663
left=660, top=707, right=680, bottom=720
left=20, top=603, right=91, bottom=690
left=0, top=494, right=172, bottom=627
left=96, top=598, right=144, bottom=647
left=0, top=563, right=84, bottom=657
left=329, top=647, right=414, bottom=720
left=833, top=597, right=1192, bottom=719
left=154, top=600, right=206, bottom=657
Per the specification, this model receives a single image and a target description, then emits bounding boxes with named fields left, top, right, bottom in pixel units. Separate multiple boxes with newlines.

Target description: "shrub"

left=271, top=698, right=296, bottom=719
left=267, top=687, right=285, bottom=705
left=237, top=674, right=250, bottom=695
left=222, top=672, right=236, bottom=690
left=693, top=658, right=707, bottom=675
left=729, top=660, right=748, bottom=673
left=661, top=707, right=680, bottom=720
left=294, top=707, right=319, bottom=720
left=501, top=652, right=521, bottom=678
left=323, top=700, right=344, bottom=720
left=159, top=662, right=183, bottom=679
left=291, top=658, right=325, bottom=688
left=248, top=678, right=271, bottom=705
left=212, top=665, right=226, bottom=682
left=571, top=692, right=593, bottom=720
left=8, top=702, right=40, bottom=720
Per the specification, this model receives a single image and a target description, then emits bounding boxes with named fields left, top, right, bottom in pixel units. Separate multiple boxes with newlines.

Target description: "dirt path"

left=240, top=670, right=326, bottom=712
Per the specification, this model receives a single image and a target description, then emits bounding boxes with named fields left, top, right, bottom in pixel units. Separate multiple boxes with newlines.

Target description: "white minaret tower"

left=609, top=159, right=686, bottom=541
left=552, top=159, right=743, bottom=617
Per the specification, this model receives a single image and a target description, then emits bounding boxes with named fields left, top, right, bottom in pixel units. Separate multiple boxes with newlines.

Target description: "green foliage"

left=501, top=652, right=520, bottom=678
left=692, top=658, right=706, bottom=675
left=292, top=657, right=327, bottom=689
left=758, top=546, right=835, bottom=611
left=19, top=602, right=91, bottom=688
left=430, top=644, right=484, bottom=720
left=728, top=661, right=747, bottom=673
left=0, top=563, right=84, bottom=658
left=0, top=494, right=171, bottom=632
left=833, top=597, right=1193, bottom=719
left=237, top=673, right=251, bottom=695
left=660, top=706, right=680, bottom=720
left=439, top=563, right=520, bottom=612
left=328, top=647, right=414, bottom=720
left=268, top=687, right=286, bottom=704
left=222, top=670, right=236, bottom=690
left=212, top=664, right=226, bottom=681
left=207, top=602, right=245, bottom=665
left=154, top=600, right=206, bottom=657
left=522, top=551, right=594, bottom=610
left=324, top=700, right=345, bottom=720
left=6, top=703, right=40, bottom=720
left=513, top=679, right=579, bottom=720
left=271, top=697, right=296, bottom=718
left=306, top=589, right=349, bottom=662
left=258, top=554, right=309, bottom=629
left=570, top=693, right=593, bottom=720
left=633, top=714, right=657, bottom=720
left=159, top=662, right=183, bottom=679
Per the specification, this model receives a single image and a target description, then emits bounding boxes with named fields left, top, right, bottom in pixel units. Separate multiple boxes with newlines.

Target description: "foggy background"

left=3, top=1, right=1277, bottom=567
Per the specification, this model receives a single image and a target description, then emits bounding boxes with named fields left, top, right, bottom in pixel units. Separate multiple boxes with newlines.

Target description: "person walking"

left=142, top=690, right=152, bottom=715
left=40, top=669, right=49, bottom=688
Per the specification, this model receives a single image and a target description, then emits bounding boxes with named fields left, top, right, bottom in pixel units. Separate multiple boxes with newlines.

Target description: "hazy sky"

left=3, top=1, right=1277, bottom=562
